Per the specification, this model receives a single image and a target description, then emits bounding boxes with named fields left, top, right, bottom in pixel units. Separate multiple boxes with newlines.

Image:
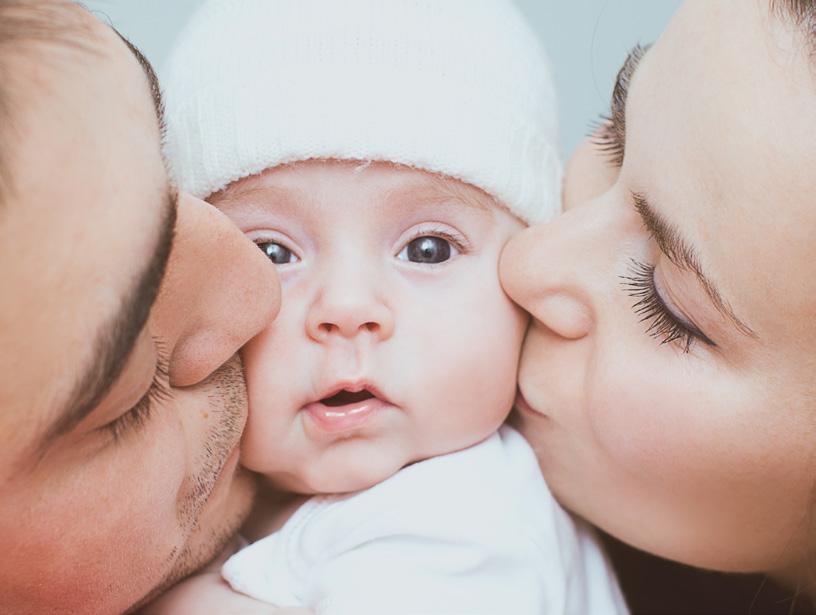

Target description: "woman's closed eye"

left=620, top=259, right=716, bottom=353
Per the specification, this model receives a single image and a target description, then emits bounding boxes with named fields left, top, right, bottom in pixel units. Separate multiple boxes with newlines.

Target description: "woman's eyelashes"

left=620, top=259, right=716, bottom=353
left=591, top=114, right=625, bottom=167
left=590, top=43, right=647, bottom=168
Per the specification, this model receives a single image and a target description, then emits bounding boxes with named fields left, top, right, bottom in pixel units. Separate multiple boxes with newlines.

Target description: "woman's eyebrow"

left=632, top=191, right=757, bottom=339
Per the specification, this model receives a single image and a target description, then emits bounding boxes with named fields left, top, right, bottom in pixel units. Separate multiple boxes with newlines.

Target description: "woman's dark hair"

left=774, top=0, right=816, bottom=49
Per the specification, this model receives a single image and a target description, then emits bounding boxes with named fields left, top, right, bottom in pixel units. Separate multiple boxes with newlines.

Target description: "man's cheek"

left=34, top=432, right=187, bottom=604
left=0, top=482, right=180, bottom=615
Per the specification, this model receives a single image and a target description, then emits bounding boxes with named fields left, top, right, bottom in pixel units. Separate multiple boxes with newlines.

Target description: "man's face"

left=0, top=7, right=279, bottom=614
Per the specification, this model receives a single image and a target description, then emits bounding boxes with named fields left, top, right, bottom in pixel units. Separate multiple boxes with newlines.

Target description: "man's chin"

left=126, top=467, right=257, bottom=613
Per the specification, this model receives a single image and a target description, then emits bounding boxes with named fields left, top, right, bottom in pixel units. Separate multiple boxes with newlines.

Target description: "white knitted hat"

left=163, top=0, right=561, bottom=223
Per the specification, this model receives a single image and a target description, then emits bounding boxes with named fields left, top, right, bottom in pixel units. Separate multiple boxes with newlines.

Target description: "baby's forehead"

left=210, top=159, right=507, bottom=219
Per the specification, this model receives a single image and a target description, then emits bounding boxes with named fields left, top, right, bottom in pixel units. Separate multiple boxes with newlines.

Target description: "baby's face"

left=212, top=160, right=527, bottom=493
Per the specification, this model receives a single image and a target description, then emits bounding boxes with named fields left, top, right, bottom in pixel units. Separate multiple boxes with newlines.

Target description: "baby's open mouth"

left=306, top=384, right=389, bottom=433
left=320, top=389, right=376, bottom=407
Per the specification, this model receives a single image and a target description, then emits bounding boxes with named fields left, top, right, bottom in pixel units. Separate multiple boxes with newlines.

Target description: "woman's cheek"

left=589, top=349, right=754, bottom=498
left=587, top=356, right=698, bottom=479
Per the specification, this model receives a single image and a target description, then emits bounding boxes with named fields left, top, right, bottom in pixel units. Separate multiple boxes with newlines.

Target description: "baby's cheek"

left=444, top=309, right=525, bottom=435
left=485, top=291, right=528, bottom=405
left=237, top=327, right=291, bottom=473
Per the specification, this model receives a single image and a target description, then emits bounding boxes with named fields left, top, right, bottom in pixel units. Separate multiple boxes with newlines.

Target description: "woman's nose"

left=153, top=192, right=281, bottom=386
left=305, top=270, right=395, bottom=343
left=500, top=199, right=616, bottom=341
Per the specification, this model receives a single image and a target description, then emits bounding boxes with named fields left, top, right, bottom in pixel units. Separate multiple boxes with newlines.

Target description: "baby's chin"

left=269, top=451, right=417, bottom=496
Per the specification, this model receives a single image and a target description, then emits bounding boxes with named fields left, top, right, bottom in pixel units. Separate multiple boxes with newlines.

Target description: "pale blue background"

left=83, top=0, right=681, bottom=156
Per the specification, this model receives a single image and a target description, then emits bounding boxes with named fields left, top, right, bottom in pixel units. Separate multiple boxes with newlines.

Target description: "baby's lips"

left=314, top=379, right=390, bottom=407
left=320, top=388, right=377, bottom=407
left=304, top=396, right=391, bottom=433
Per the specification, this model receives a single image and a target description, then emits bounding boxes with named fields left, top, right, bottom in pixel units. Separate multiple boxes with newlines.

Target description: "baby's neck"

left=242, top=486, right=310, bottom=542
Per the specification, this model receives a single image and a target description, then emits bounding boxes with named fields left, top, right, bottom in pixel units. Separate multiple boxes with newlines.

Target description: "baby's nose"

left=305, top=282, right=395, bottom=342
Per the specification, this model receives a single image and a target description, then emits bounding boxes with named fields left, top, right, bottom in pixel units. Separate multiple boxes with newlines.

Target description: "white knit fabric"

left=221, top=427, right=628, bottom=614
left=162, top=0, right=561, bottom=223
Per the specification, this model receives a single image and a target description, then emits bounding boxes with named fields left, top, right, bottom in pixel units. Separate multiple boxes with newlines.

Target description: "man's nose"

left=305, top=266, right=395, bottom=343
left=500, top=196, right=620, bottom=342
left=153, top=192, right=281, bottom=386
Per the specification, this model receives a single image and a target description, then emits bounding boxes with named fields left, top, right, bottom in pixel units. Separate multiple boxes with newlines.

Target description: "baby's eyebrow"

left=213, top=172, right=497, bottom=220
left=385, top=179, right=495, bottom=215
left=211, top=183, right=298, bottom=211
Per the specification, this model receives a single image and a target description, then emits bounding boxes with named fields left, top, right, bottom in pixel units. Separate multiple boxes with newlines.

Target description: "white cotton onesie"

left=222, top=426, right=628, bottom=615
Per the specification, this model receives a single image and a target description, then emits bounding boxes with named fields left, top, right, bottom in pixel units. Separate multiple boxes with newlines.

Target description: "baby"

left=154, top=1, right=627, bottom=613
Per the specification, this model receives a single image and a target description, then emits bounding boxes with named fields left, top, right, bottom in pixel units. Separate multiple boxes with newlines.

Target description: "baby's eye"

left=257, top=241, right=299, bottom=265
left=397, top=236, right=459, bottom=264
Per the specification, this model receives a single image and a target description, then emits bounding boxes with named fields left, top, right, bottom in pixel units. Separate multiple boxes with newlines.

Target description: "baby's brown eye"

left=398, top=236, right=454, bottom=264
left=257, top=241, right=298, bottom=265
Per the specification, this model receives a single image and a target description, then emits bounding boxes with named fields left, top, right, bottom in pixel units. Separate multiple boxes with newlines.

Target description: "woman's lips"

left=304, top=397, right=390, bottom=433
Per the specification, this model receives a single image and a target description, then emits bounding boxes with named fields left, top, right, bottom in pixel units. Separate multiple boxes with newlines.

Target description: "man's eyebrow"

left=632, top=191, right=757, bottom=339
left=35, top=189, right=177, bottom=458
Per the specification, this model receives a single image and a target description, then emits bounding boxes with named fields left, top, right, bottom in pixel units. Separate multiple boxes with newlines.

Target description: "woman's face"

left=501, top=0, right=816, bottom=577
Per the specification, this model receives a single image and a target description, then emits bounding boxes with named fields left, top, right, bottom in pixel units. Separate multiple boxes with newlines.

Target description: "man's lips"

left=304, top=382, right=391, bottom=433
